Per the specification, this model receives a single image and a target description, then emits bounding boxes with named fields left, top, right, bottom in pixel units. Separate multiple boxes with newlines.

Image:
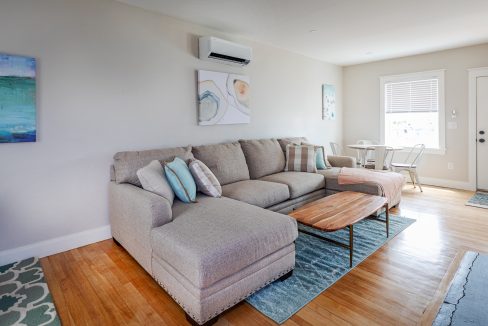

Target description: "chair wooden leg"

left=278, top=270, right=293, bottom=281
left=414, top=170, right=423, bottom=192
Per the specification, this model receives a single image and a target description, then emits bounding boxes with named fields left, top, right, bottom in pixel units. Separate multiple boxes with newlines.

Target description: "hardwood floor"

left=41, top=186, right=488, bottom=325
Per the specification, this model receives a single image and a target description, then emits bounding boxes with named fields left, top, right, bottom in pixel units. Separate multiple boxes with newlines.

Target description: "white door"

left=477, top=76, right=488, bottom=191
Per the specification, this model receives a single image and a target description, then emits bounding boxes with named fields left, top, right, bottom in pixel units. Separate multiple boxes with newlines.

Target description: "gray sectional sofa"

left=108, top=137, right=399, bottom=325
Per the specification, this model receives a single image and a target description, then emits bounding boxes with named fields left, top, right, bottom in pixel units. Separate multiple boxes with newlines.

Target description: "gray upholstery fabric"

left=259, top=171, right=325, bottom=199
left=153, top=244, right=294, bottom=300
left=151, top=246, right=295, bottom=325
left=239, top=139, right=285, bottom=179
left=222, top=180, right=290, bottom=208
left=192, top=142, right=250, bottom=186
left=109, top=182, right=172, bottom=273
left=113, top=146, right=193, bottom=187
left=151, top=195, right=297, bottom=289
left=277, top=137, right=307, bottom=152
left=267, top=189, right=326, bottom=214
left=317, top=167, right=382, bottom=195
left=110, top=164, right=115, bottom=181
left=328, top=155, right=357, bottom=168
left=137, top=160, right=175, bottom=205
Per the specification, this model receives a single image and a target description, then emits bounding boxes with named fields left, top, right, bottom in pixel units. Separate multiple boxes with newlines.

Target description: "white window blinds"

left=385, top=78, right=439, bottom=113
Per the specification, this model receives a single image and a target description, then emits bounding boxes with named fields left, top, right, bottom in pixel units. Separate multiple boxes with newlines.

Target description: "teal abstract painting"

left=0, top=53, right=36, bottom=143
left=322, top=83, right=336, bottom=121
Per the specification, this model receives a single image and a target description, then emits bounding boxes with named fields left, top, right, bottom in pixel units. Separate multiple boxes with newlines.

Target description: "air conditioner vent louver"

left=199, top=36, right=252, bottom=66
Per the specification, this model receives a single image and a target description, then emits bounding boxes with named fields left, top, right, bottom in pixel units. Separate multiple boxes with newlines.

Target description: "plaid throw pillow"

left=285, top=144, right=317, bottom=173
left=302, top=142, right=332, bottom=169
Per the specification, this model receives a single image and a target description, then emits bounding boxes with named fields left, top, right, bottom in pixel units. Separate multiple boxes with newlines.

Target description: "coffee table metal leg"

left=349, top=225, right=353, bottom=268
left=384, top=203, right=389, bottom=238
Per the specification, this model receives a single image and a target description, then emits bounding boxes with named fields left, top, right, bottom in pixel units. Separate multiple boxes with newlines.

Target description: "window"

left=380, top=70, right=445, bottom=154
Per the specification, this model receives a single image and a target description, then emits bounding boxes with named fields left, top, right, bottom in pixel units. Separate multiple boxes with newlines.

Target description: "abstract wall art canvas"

left=322, top=83, right=336, bottom=120
left=0, top=53, right=36, bottom=143
left=198, top=70, right=250, bottom=125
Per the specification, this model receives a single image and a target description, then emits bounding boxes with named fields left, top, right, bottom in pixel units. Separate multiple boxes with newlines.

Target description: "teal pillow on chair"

left=164, top=157, right=197, bottom=203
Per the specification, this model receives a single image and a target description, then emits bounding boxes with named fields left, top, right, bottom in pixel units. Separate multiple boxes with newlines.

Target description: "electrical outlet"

left=448, top=162, right=454, bottom=170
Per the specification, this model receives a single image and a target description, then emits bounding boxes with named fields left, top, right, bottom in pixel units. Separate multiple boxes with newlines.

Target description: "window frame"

left=379, top=69, right=446, bottom=155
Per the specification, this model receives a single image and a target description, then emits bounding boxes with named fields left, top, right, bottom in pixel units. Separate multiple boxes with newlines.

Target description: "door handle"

left=480, top=130, right=485, bottom=135
left=480, top=138, right=486, bottom=143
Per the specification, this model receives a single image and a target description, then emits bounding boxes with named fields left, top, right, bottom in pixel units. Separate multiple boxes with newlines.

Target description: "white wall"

left=0, top=0, right=342, bottom=259
left=343, top=44, right=488, bottom=188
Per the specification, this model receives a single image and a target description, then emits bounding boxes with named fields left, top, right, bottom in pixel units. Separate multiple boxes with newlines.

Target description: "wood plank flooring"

left=41, top=186, right=488, bottom=325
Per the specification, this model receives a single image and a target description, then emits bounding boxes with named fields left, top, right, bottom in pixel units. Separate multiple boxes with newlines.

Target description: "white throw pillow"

left=137, top=160, right=175, bottom=205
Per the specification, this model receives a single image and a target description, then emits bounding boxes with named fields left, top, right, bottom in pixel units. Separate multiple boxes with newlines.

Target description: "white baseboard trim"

left=0, top=225, right=112, bottom=266
left=408, top=176, right=475, bottom=191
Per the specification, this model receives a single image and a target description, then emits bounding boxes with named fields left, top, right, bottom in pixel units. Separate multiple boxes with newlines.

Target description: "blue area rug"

left=0, top=257, right=61, bottom=326
left=246, top=214, right=415, bottom=324
left=466, top=191, right=488, bottom=209
left=434, top=251, right=488, bottom=326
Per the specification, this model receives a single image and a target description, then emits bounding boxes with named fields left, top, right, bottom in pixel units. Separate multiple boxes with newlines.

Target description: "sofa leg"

left=185, top=313, right=218, bottom=326
left=278, top=270, right=293, bottom=282
left=113, top=238, right=122, bottom=246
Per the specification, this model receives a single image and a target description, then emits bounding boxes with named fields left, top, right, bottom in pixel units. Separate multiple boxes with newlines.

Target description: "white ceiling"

left=118, top=0, right=488, bottom=66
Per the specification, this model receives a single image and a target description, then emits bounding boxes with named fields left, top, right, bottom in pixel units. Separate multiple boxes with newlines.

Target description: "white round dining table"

left=346, top=144, right=404, bottom=167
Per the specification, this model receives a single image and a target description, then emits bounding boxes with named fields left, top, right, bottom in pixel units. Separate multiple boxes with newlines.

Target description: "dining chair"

left=329, top=142, right=343, bottom=155
left=356, top=140, right=377, bottom=165
left=390, top=144, right=426, bottom=192
left=364, top=146, right=394, bottom=170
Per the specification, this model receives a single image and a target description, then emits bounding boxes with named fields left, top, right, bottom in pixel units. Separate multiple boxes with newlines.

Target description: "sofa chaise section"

left=150, top=196, right=297, bottom=324
left=317, top=167, right=401, bottom=207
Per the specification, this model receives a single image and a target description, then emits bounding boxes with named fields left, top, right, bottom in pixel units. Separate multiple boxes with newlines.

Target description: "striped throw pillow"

left=188, top=159, right=222, bottom=198
left=285, top=144, right=317, bottom=173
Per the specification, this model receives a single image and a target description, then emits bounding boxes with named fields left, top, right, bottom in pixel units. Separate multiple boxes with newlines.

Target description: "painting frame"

left=198, top=70, right=250, bottom=126
left=322, top=83, right=336, bottom=121
left=0, top=53, right=37, bottom=143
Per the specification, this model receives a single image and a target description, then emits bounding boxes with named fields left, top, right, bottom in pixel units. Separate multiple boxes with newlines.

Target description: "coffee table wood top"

left=289, top=191, right=387, bottom=232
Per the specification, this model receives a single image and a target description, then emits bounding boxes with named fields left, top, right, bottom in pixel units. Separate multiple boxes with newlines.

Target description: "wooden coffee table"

left=289, top=191, right=389, bottom=267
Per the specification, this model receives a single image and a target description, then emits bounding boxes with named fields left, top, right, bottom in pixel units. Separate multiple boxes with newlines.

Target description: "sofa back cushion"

left=113, top=146, right=194, bottom=186
left=192, top=142, right=250, bottom=185
left=239, top=138, right=286, bottom=179
left=277, top=137, right=307, bottom=152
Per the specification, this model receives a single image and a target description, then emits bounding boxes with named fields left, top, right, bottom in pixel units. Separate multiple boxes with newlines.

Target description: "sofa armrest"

left=328, top=155, right=357, bottom=168
left=109, top=182, right=172, bottom=272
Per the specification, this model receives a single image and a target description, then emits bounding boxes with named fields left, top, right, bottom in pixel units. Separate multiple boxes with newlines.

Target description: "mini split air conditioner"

left=199, top=36, right=252, bottom=66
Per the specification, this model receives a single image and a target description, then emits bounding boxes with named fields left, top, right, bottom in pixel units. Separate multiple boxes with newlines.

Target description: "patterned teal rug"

left=0, top=257, right=60, bottom=326
left=466, top=191, right=488, bottom=209
left=246, top=214, right=415, bottom=324
left=434, top=252, right=488, bottom=325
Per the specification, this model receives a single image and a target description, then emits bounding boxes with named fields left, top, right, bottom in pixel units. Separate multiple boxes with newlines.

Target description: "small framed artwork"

left=0, top=53, right=37, bottom=143
left=198, top=70, right=250, bottom=125
left=322, top=83, right=336, bottom=120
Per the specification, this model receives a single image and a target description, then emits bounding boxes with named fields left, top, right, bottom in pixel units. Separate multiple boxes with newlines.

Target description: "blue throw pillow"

left=163, top=157, right=197, bottom=203
left=316, top=147, right=327, bottom=170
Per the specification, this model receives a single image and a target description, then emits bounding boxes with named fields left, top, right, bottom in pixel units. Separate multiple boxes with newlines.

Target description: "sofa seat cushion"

left=193, top=142, right=250, bottom=186
left=222, top=180, right=290, bottom=208
left=317, top=167, right=381, bottom=195
left=150, top=196, right=298, bottom=289
left=259, top=172, right=325, bottom=199
left=239, top=139, right=285, bottom=179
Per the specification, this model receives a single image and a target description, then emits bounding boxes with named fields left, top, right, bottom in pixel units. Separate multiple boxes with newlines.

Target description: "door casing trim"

left=468, top=67, right=488, bottom=191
